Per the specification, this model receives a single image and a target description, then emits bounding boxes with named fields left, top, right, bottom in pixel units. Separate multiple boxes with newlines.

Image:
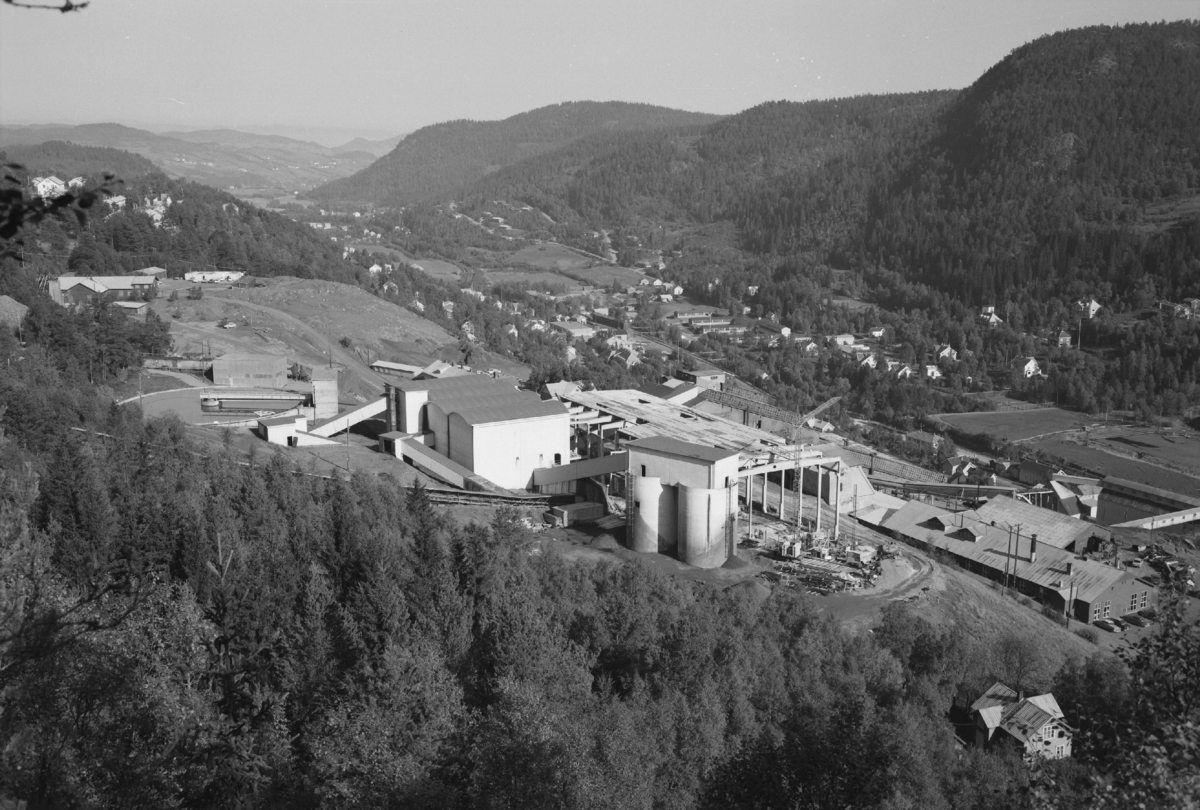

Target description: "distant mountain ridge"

left=309, top=101, right=723, bottom=206
left=435, top=22, right=1200, bottom=309
left=0, top=123, right=378, bottom=192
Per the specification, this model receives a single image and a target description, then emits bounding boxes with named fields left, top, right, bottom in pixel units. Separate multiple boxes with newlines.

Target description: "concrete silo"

left=678, top=485, right=733, bottom=568
left=626, top=437, right=739, bottom=568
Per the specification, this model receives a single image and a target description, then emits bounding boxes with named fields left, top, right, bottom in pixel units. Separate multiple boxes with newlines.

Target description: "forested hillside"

left=2, top=142, right=160, bottom=183
left=0, top=251, right=1196, bottom=807
left=310, top=101, right=723, bottom=206
left=446, top=22, right=1200, bottom=314
left=11, top=168, right=366, bottom=285
left=743, top=21, right=1200, bottom=307
left=0, top=123, right=378, bottom=191
left=464, top=92, right=954, bottom=229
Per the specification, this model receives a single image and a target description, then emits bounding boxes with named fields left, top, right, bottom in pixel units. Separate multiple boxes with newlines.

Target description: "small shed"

left=258, top=414, right=307, bottom=445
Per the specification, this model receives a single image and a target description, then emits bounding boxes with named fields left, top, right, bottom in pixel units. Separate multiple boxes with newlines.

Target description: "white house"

left=33, top=176, right=67, bottom=200
left=1075, top=298, right=1101, bottom=319
left=979, top=306, right=1004, bottom=328
left=925, top=364, right=943, bottom=380
left=1017, top=357, right=1041, bottom=378
left=935, top=344, right=958, bottom=362
left=972, top=682, right=1072, bottom=759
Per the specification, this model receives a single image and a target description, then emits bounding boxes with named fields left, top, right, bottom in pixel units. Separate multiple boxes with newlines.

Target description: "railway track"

left=425, top=488, right=561, bottom=509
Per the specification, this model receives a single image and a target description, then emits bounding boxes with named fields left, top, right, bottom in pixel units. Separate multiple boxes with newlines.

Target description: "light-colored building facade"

left=384, top=375, right=570, bottom=490
left=627, top=437, right=739, bottom=569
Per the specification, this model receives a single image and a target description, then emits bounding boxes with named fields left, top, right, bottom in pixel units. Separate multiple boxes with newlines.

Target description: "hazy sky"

left=1, top=0, right=1195, bottom=145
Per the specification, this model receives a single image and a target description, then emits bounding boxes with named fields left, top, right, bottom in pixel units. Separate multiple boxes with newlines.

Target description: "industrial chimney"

left=1030, top=533, right=1038, bottom=563
left=1066, top=561, right=1073, bottom=576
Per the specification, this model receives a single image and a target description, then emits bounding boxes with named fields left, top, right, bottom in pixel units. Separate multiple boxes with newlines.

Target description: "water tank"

left=630, top=476, right=663, bottom=553
left=678, top=485, right=731, bottom=569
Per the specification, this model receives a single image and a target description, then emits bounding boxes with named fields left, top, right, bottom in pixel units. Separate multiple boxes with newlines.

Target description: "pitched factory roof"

left=626, top=436, right=739, bottom=463
left=1103, top=475, right=1200, bottom=507
left=561, top=387, right=788, bottom=454
left=974, top=496, right=1108, bottom=550
left=396, top=374, right=568, bottom=426
left=59, top=275, right=155, bottom=291
left=882, top=501, right=1133, bottom=603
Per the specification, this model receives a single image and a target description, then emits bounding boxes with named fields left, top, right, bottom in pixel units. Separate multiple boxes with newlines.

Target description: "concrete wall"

left=678, top=485, right=732, bottom=568
left=471, top=414, right=570, bottom=490
left=213, top=354, right=287, bottom=388
left=628, top=446, right=737, bottom=490
left=630, top=476, right=662, bottom=553
left=396, top=389, right=430, bottom=435
left=311, top=370, right=338, bottom=420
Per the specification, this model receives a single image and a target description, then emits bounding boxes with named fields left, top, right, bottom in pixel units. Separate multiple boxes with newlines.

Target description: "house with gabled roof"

left=971, top=682, right=1072, bottom=759
left=1016, top=357, right=1041, bottom=378
left=1075, top=298, right=1101, bottom=319
left=979, top=306, right=1004, bottom=328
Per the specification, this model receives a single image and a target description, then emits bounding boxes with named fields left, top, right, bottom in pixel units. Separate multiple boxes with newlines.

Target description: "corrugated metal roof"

left=975, top=497, right=1106, bottom=550
left=626, top=436, right=738, bottom=463
left=561, top=388, right=788, bottom=454
left=1001, top=701, right=1055, bottom=744
left=971, top=682, right=1018, bottom=717
left=882, top=501, right=1132, bottom=603
left=396, top=375, right=568, bottom=426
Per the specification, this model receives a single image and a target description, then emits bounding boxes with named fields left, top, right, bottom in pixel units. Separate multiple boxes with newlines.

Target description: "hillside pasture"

left=1096, top=429, right=1200, bottom=473
left=485, top=269, right=584, bottom=293
left=1034, top=439, right=1200, bottom=497
left=510, top=242, right=597, bottom=271
left=558, top=262, right=646, bottom=288
left=938, top=407, right=1098, bottom=442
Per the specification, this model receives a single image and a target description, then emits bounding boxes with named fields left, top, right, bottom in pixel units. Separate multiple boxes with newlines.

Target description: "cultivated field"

left=485, top=269, right=584, bottom=293
left=510, top=242, right=596, bottom=272
left=510, top=242, right=647, bottom=288
left=355, top=243, right=466, bottom=283
left=1096, top=429, right=1200, bottom=474
left=153, top=277, right=453, bottom=400
left=1035, top=439, right=1200, bottom=497
left=938, top=407, right=1099, bottom=442
left=559, top=263, right=646, bottom=288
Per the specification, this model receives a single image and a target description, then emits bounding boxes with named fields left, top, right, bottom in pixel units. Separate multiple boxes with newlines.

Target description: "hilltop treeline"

left=2, top=142, right=160, bottom=184
left=311, top=101, right=722, bottom=207
left=10, top=168, right=366, bottom=285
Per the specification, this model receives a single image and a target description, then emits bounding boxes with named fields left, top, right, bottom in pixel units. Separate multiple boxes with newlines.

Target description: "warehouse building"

left=381, top=375, right=570, bottom=490
left=49, top=274, right=157, bottom=306
left=212, top=353, right=288, bottom=388
left=879, top=500, right=1154, bottom=623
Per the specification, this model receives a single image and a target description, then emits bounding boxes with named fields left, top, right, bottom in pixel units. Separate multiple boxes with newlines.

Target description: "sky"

left=1, top=0, right=1196, bottom=145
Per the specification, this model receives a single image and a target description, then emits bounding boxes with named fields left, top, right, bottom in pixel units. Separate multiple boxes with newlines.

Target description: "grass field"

left=355, top=243, right=466, bottom=283
left=1035, top=439, right=1200, bottom=496
left=558, top=263, right=646, bottom=288
left=510, top=242, right=595, bottom=271
left=1097, top=429, right=1200, bottom=472
left=486, top=269, right=583, bottom=292
left=938, top=407, right=1099, bottom=442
